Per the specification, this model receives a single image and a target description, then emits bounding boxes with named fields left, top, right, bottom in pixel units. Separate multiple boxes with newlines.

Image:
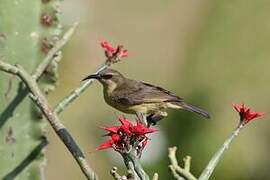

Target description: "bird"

left=82, top=68, right=210, bottom=126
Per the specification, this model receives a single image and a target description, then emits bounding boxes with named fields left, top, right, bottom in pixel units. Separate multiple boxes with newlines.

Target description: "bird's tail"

left=170, top=101, right=210, bottom=119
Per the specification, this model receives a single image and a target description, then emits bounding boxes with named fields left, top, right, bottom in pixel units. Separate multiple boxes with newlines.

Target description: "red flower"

left=133, top=121, right=156, bottom=135
left=96, top=115, right=156, bottom=153
left=96, top=134, right=120, bottom=150
left=117, top=45, right=128, bottom=58
left=101, top=41, right=115, bottom=54
left=100, top=41, right=128, bottom=64
left=233, top=103, right=264, bottom=124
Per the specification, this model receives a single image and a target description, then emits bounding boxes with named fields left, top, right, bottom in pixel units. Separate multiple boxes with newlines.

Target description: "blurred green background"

left=45, top=0, right=270, bottom=179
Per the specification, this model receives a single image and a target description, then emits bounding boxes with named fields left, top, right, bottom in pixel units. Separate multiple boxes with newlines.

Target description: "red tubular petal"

left=111, top=134, right=121, bottom=142
left=245, top=111, right=264, bottom=121
left=233, top=103, right=242, bottom=112
left=141, top=138, right=148, bottom=149
left=119, top=49, right=128, bottom=57
left=100, top=41, right=115, bottom=53
left=119, top=125, right=132, bottom=136
left=100, top=41, right=128, bottom=60
left=118, top=116, right=133, bottom=127
left=144, top=128, right=157, bottom=134
left=96, top=134, right=121, bottom=150
left=133, top=122, right=157, bottom=135
left=101, top=126, right=120, bottom=133
left=96, top=139, right=114, bottom=150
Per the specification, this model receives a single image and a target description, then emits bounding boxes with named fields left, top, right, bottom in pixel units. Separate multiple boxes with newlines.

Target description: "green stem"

left=198, top=124, right=244, bottom=180
left=121, top=148, right=150, bottom=180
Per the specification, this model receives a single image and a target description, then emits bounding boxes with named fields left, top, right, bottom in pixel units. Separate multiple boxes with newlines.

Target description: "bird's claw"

left=146, top=112, right=167, bottom=126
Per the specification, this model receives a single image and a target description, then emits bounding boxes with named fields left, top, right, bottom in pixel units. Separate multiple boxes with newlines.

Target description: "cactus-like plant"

left=0, top=0, right=62, bottom=179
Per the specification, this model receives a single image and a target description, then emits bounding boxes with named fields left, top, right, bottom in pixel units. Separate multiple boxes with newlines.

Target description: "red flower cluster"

left=233, top=103, right=264, bottom=125
left=97, top=116, right=156, bottom=153
left=100, top=41, right=128, bottom=64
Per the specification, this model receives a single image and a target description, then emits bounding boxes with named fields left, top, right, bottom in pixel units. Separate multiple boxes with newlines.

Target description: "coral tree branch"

left=168, top=147, right=197, bottom=180
left=0, top=60, right=98, bottom=180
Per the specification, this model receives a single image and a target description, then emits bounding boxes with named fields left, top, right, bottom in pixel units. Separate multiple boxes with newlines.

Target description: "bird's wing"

left=112, top=81, right=183, bottom=106
left=139, top=82, right=183, bottom=103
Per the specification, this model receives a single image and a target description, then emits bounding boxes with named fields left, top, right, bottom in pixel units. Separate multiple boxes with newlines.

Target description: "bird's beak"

left=81, top=74, right=101, bottom=81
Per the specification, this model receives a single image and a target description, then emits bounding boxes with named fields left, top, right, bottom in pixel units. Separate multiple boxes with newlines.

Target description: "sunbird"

left=82, top=68, right=210, bottom=125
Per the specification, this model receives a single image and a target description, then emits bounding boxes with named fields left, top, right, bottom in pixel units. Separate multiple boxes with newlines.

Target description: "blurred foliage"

left=164, top=0, right=270, bottom=180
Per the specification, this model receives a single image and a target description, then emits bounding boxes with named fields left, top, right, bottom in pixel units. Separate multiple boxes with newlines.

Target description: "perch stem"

left=198, top=124, right=244, bottom=180
left=121, top=148, right=150, bottom=180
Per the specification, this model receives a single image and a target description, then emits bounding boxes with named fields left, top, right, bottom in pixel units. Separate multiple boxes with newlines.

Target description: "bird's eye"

left=101, top=74, right=113, bottom=79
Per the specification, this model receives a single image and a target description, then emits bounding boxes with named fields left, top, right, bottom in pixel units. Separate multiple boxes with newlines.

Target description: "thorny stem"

left=168, top=147, right=197, bottom=180
left=0, top=60, right=98, bottom=180
left=198, top=124, right=244, bottom=180
left=53, top=63, right=108, bottom=114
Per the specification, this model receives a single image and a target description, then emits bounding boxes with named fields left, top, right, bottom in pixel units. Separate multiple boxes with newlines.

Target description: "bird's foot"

left=147, top=112, right=167, bottom=126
